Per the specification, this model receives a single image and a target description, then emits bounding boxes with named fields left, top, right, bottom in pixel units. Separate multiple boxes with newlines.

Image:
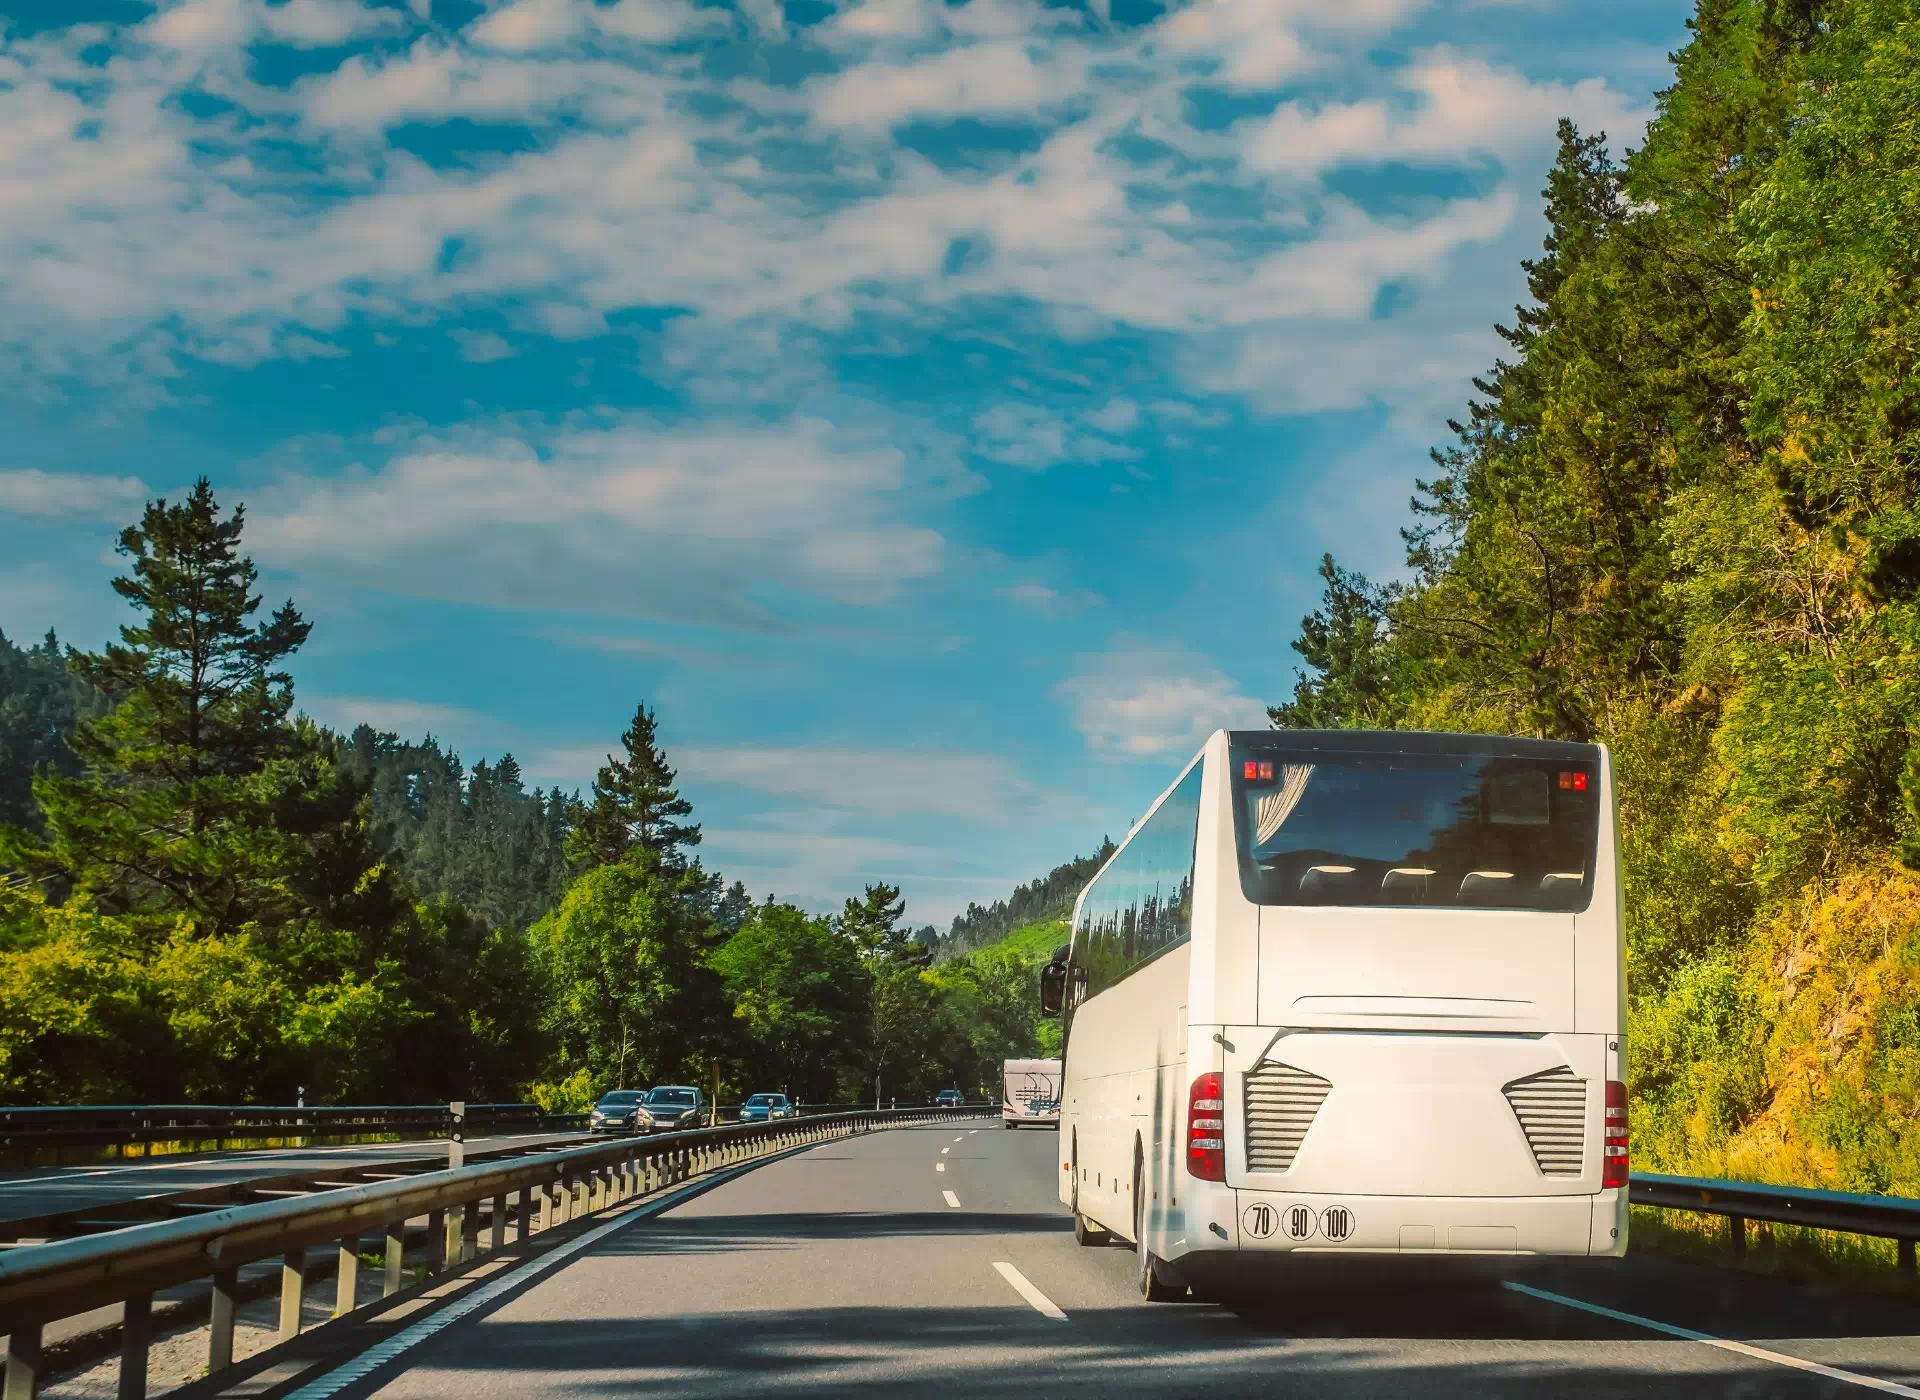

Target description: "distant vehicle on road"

left=739, top=1093, right=795, bottom=1122
left=1002, top=1059, right=1062, bottom=1128
left=588, top=1089, right=647, bottom=1134
left=639, top=1086, right=709, bottom=1132
left=934, top=1089, right=964, bottom=1107
left=1042, top=728, right=1628, bottom=1302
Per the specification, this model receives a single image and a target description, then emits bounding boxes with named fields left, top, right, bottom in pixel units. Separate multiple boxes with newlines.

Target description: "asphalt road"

left=0, top=1132, right=588, bottom=1230
left=274, top=1120, right=1920, bottom=1399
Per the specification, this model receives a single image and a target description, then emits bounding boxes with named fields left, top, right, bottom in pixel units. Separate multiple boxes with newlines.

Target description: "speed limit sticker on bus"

left=1243, top=1202, right=1280, bottom=1239
left=1320, top=1205, right=1355, bottom=1242
left=1280, top=1203, right=1317, bottom=1241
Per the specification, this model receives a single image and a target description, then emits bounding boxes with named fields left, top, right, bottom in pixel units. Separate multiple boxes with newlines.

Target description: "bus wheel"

left=1135, top=1157, right=1186, bottom=1301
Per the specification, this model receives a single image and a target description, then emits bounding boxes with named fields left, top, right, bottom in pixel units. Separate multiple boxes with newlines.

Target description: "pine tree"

left=841, top=882, right=921, bottom=962
left=0, top=627, right=105, bottom=837
left=715, top=879, right=754, bottom=935
left=1, top=479, right=313, bottom=934
left=564, top=703, right=699, bottom=872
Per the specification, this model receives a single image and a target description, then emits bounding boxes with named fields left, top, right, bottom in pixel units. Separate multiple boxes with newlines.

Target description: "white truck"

left=1002, top=1058, right=1062, bottom=1128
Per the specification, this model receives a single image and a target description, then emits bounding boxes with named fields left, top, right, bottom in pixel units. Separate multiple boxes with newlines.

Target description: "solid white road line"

left=284, top=1153, right=788, bottom=1399
left=1503, top=1282, right=1920, bottom=1397
left=943, top=1190, right=960, bottom=1208
left=993, top=1262, right=1067, bottom=1321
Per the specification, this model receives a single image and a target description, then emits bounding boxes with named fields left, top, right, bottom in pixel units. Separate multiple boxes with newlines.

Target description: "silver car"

left=588, top=1089, right=647, bottom=1134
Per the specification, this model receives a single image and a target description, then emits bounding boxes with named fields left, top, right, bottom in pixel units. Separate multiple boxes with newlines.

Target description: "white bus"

left=1040, top=729, right=1627, bottom=1301
left=1003, top=1058, right=1062, bottom=1128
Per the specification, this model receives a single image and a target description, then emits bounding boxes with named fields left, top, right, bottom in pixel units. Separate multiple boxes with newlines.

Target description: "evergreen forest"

left=0, top=484, right=1043, bottom=1109
left=1270, top=0, right=1920, bottom=1196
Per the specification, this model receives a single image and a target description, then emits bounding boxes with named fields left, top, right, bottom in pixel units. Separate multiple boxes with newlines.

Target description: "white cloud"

left=1056, top=637, right=1268, bottom=760
left=242, top=413, right=947, bottom=626
left=0, top=469, right=150, bottom=521
left=450, top=328, right=515, bottom=362
left=0, top=1, right=1650, bottom=425
left=265, top=0, right=410, bottom=46
left=1001, top=582, right=1103, bottom=618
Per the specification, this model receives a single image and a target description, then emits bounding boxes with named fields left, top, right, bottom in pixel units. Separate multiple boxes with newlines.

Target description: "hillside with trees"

left=1270, top=0, right=1920, bottom=1199
left=0, top=482, right=1045, bottom=1108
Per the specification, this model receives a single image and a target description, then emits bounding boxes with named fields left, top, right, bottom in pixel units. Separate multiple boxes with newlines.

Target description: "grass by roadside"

left=1630, top=1204, right=1920, bottom=1304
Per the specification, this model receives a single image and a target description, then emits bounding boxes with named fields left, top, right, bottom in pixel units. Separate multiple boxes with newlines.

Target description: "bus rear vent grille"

left=1243, top=1062, right=1332, bottom=1172
left=1503, top=1065, right=1587, bottom=1177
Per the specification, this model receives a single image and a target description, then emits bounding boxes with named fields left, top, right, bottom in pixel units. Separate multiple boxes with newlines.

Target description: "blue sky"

left=0, top=0, right=1688, bottom=927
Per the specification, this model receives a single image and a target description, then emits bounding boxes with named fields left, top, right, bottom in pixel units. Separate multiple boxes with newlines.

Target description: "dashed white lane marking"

left=993, top=1262, right=1067, bottom=1321
left=943, top=1190, right=960, bottom=1208
left=941, top=1147, right=950, bottom=1155
left=1504, top=1282, right=1920, bottom=1397
left=953, top=1136, right=964, bottom=1142
left=935, top=1163, right=946, bottom=1172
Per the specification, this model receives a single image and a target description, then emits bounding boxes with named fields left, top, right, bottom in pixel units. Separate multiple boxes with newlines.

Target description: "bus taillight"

left=1602, top=1080, right=1628, bottom=1189
left=1188, top=1072, right=1226, bottom=1181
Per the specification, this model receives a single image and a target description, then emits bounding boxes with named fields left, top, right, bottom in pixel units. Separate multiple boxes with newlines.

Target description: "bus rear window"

left=1231, top=744, right=1600, bottom=911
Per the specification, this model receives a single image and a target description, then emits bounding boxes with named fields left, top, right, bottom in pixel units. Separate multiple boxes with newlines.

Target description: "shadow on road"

left=595, top=1210, right=1070, bottom=1257
left=345, top=1301, right=1866, bottom=1400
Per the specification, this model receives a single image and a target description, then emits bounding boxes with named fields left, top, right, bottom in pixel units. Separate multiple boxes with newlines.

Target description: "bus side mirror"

left=1039, top=961, right=1067, bottom=1016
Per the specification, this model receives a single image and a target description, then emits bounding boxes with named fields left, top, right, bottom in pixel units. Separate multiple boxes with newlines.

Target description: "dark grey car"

left=639, top=1085, right=708, bottom=1132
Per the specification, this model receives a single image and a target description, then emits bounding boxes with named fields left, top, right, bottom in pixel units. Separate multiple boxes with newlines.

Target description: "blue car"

left=739, top=1093, right=795, bottom=1122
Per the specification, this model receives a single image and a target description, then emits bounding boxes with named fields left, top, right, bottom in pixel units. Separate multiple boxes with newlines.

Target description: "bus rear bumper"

left=1164, top=1186, right=1627, bottom=1273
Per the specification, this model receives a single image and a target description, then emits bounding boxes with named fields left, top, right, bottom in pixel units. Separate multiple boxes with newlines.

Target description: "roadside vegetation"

left=1265, top=0, right=1920, bottom=1223
left=0, top=483, right=1043, bottom=1109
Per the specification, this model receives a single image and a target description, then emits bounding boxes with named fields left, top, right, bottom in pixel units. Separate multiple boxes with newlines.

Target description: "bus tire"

left=1135, top=1154, right=1186, bottom=1301
left=1004, top=1120, right=1017, bottom=1129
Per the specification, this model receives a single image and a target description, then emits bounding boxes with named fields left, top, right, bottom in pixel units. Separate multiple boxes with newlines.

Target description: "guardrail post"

left=572, top=1175, right=589, bottom=1218
left=119, top=1292, right=152, bottom=1400
left=4, top=1323, right=41, bottom=1400
left=335, top=1235, right=360, bottom=1316
left=209, top=1267, right=239, bottom=1372
left=491, top=1192, right=509, bottom=1250
left=590, top=1171, right=606, bottom=1212
left=460, top=1201, right=481, bottom=1262
left=1900, top=1238, right=1915, bottom=1273
left=1728, top=1214, right=1746, bottom=1260
left=533, top=1184, right=551, bottom=1232
left=384, top=1220, right=405, bottom=1295
left=426, top=1207, right=447, bottom=1273
left=279, top=1247, right=308, bottom=1338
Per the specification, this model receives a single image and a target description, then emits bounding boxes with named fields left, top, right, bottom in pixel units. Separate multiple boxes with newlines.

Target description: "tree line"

left=1268, top=0, right=1920, bottom=1194
left=0, top=482, right=1046, bottom=1108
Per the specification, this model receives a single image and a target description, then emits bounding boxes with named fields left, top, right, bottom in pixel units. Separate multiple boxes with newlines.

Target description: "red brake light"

left=1602, top=1080, right=1628, bottom=1189
left=1574, top=772, right=1589, bottom=792
left=1187, top=1071, right=1225, bottom=1182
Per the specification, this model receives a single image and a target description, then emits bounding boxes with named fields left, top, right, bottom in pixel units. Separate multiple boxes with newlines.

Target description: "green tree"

left=529, top=850, right=721, bottom=1089
left=711, top=902, right=871, bottom=1102
left=841, top=881, right=922, bottom=963
left=1268, top=555, right=1405, bottom=730
left=1, top=480, right=314, bottom=936
left=565, top=703, right=700, bottom=873
left=0, top=628, right=104, bottom=839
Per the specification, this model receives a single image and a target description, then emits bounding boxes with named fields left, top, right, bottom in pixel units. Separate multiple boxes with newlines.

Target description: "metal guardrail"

left=0, top=1104, right=989, bottom=1398
left=0, top=1103, right=585, bottom=1161
left=1632, top=1171, right=1920, bottom=1270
